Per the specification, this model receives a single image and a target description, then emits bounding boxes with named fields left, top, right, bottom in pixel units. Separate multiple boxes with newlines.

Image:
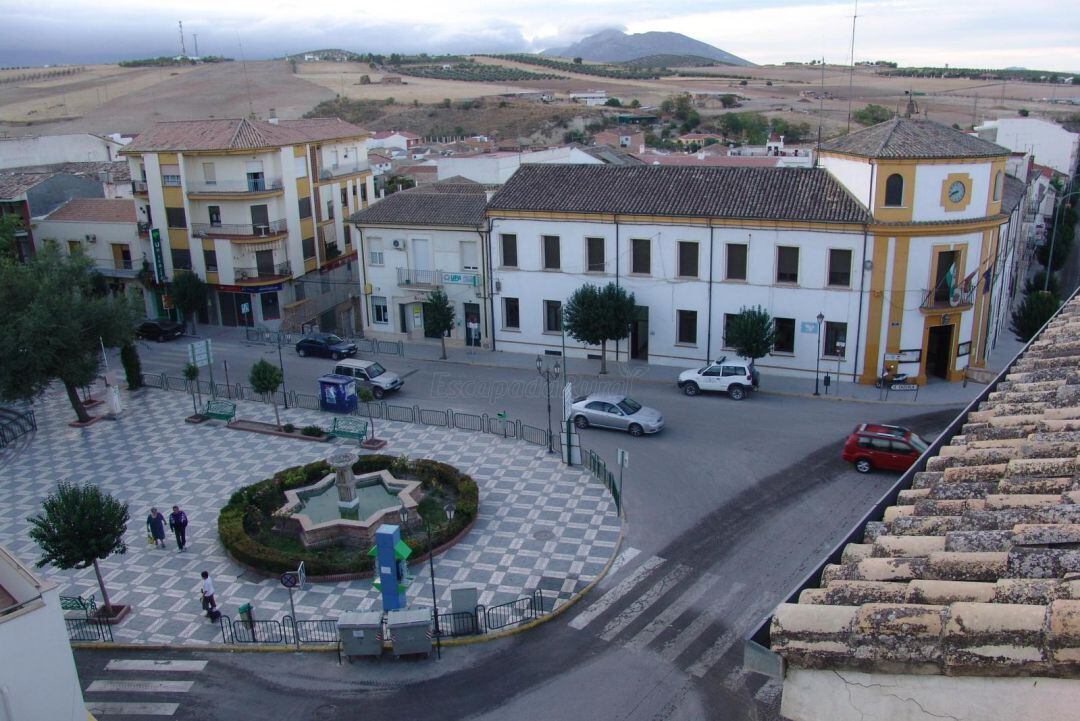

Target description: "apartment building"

left=486, top=118, right=1015, bottom=384
left=350, top=181, right=490, bottom=347
left=121, top=117, right=374, bottom=330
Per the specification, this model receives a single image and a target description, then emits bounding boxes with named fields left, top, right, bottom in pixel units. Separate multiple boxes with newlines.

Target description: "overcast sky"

left=1, top=0, right=1077, bottom=71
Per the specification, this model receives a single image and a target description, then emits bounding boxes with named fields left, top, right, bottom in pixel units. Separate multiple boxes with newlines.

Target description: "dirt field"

left=296, top=61, right=544, bottom=103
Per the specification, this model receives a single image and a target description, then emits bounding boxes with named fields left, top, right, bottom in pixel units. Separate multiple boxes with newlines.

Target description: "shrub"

left=301, top=424, right=325, bottom=437
left=283, top=423, right=296, bottom=433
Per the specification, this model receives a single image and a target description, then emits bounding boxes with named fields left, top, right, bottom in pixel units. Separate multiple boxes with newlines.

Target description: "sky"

left=0, top=0, right=1078, bottom=71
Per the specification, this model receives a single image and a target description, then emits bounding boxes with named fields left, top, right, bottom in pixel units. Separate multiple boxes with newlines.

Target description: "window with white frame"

left=677, top=241, right=699, bottom=278
left=586, top=237, right=605, bottom=272
left=294, top=155, right=308, bottom=178
left=828, top=248, right=852, bottom=287
left=368, top=238, right=384, bottom=266
left=543, top=235, right=560, bottom=270
left=201, top=162, right=216, bottom=185
left=824, top=321, right=847, bottom=357
left=371, top=295, right=389, bottom=324
left=461, top=241, right=479, bottom=271
left=544, top=300, right=562, bottom=332
left=161, top=164, right=181, bottom=186
left=676, top=309, right=698, bottom=345
left=503, top=297, right=520, bottom=329
left=726, top=243, right=747, bottom=280
left=776, top=246, right=799, bottom=284
left=500, top=234, right=518, bottom=267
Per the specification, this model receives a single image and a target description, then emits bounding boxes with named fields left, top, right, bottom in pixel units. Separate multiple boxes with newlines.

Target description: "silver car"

left=570, top=394, right=664, bottom=436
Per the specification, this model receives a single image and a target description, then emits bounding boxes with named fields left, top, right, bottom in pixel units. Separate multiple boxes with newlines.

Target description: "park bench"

left=328, top=416, right=368, bottom=443
left=60, top=593, right=97, bottom=619
left=202, top=399, right=237, bottom=423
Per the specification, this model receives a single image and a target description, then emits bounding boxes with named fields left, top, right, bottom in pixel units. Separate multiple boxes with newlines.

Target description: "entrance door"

left=464, top=303, right=481, bottom=347
left=399, top=303, right=409, bottom=333
left=630, top=305, right=649, bottom=360
left=208, top=206, right=221, bottom=227
left=219, top=291, right=237, bottom=327
left=926, top=324, right=953, bottom=380
left=411, top=238, right=431, bottom=271
left=250, top=205, right=270, bottom=235
left=255, top=249, right=275, bottom=277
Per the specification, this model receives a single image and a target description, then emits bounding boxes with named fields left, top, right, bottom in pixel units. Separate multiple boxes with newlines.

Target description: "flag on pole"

left=944, top=262, right=956, bottom=292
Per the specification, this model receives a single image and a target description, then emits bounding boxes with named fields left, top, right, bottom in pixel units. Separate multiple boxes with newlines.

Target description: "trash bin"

left=338, top=611, right=384, bottom=660
left=237, top=602, right=256, bottom=641
left=387, top=608, right=433, bottom=657
left=318, top=374, right=358, bottom=414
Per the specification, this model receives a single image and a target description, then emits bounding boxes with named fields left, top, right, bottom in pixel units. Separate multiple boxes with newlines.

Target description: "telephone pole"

left=193, top=34, right=200, bottom=58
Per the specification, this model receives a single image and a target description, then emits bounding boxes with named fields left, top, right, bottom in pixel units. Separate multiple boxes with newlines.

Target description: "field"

left=0, top=56, right=1076, bottom=143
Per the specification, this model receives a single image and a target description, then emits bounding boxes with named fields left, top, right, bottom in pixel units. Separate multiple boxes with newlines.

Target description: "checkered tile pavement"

left=0, top=385, right=620, bottom=645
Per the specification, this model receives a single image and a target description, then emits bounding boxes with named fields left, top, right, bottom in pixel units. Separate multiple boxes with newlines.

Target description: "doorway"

left=250, top=204, right=270, bottom=235
left=255, top=249, right=275, bottom=277
left=218, top=292, right=254, bottom=328
left=630, top=305, right=649, bottom=360
left=926, top=324, right=953, bottom=380
left=464, top=303, right=481, bottom=346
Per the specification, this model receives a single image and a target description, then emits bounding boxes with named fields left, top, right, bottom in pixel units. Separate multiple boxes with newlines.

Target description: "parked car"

left=295, top=333, right=357, bottom=360
left=842, top=423, right=929, bottom=474
left=333, top=359, right=403, bottom=399
left=135, top=319, right=184, bottom=342
left=570, top=394, right=664, bottom=436
left=677, top=356, right=759, bottom=399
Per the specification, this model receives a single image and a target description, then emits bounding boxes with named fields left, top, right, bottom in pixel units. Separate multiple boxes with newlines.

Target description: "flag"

left=944, top=262, right=956, bottom=292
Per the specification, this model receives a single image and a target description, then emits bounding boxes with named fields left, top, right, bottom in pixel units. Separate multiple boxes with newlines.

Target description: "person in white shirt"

left=200, top=570, right=216, bottom=614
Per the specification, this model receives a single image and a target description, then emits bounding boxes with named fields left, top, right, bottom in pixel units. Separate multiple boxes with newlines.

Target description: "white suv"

left=677, top=357, right=758, bottom=400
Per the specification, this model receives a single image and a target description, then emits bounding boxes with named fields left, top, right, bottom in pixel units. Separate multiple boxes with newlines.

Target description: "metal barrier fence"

left=483, top=590, right=547, bottom=631
left=584, top=449, right=621, bottom=513
left=65, top=616, right=114, bottom=643
left=436, top=609, right=481, bottom=637
left=0, top=406, right=36, bottom=448
left=244, top=327, right=404, bottom=357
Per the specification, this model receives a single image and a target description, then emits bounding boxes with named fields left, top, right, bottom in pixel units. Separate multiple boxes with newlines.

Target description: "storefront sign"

left=440, top=272, right=479, bottom=286
left=150, top=229, right=166, bottom=284
left=885, top=349, right=922, bottom=363
left=217, top=283, right=281, bottom=294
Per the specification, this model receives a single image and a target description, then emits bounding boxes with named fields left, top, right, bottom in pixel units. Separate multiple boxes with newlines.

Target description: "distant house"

left=367, top=130, right=421, bottom=151
left=0, top=133, right=129, bottom=170
left=368, top=151, right=393, bottom=176
left=676, top=132, right=724, bottom=147
left=569, top=91, right=608, bottom=106
left=594, top=127, right=645, bottom=152
left=975, top=117, right=1080, bottom=179
left=0, top=168, right=107, bottom=261
left=435, top=146, right=604, bottom=184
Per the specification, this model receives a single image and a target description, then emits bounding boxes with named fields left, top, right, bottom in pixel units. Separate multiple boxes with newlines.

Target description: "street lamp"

left=813, top=312, right=825, bottom=396
left=399, top=502, right=456, bottom=660
left=276, top=333, right=289, bottom=409
left=536, top=355, right=561, bottom=454
left=1045, top=190, right=1080, bottom=292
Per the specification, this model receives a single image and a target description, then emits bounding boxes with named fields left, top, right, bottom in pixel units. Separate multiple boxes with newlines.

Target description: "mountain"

left=544, top=29, right=754, bottom=67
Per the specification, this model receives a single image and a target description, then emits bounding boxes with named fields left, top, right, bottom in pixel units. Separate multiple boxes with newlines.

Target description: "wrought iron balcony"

left=318, top=161, right=370, bottom=179
left=191, top=219, right=288, bottom=238
left=397, top=267, right=442, bottom=288
left=921, top=285, right=976, bottom=311
left=187, top=178, right=284, bottom=195
left=97, top=259, right=139, bottom=278
left=234, top=261, right=291, bottom=282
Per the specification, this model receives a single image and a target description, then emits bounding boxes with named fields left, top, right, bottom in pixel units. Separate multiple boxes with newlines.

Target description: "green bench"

left=202, top=399, right=237, bottom=423
left=60, top=593, right=97, bottom=618
left=329, top=416, right=368, bottom=443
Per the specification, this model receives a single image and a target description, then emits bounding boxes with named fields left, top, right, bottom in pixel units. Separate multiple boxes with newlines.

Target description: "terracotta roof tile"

left=43, top=198, right=137, bottom=223
left=770, top=294, right=1080, bottom=678
left=124, top=118, right=368, bottom=153
left=348, top=182, right=487, bottom=228
left=820, top=117, right=1009, bottom=159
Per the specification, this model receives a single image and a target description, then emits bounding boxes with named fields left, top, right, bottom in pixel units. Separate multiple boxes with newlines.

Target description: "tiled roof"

left=3, top=160, right=130, bottom=183
left=349, top=183, right=487, bottom=227
left=771, top=294, right=1080, bottom=677
left=373, top=130, right=420, bottom=139
left=44, top=198, right=137, bottom=223
left=634, top=153, right=781, bottom=168
left=1002, top=175, right=1027, bottom=215
left=487, top=164, right=869, bottom=224
left=124, top=118, right=368, bottom=152
left=819, top=118, right=1009, bottom=159
left=0, top=172, right=50, bottom=199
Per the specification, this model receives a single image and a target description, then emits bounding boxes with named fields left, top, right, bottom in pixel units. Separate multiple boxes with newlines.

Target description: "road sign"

left=280, top=572, right=298, bottom=588
left=617, top=448, right=629, bottom=469
left=800, top=321, right=819, bottom=334
left=187, top=339, right=213, bottom=368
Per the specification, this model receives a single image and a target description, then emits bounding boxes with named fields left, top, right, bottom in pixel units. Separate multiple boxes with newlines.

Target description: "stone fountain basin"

left=276, top=470, right=421, bottom=548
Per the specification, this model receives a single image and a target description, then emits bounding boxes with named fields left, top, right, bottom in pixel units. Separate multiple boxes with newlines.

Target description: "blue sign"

left=800, top=321, right=820, bottom=334
left=249, top=283, right=283, bottom=294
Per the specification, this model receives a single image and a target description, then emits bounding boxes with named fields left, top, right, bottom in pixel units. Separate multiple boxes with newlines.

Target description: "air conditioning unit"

left=85, top=234, right=97, bottom=243
left=392, top=239, right=402, bottom=248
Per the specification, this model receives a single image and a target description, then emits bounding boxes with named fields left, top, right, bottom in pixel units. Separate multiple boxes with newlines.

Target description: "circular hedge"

left=218, top=454, right=479, bottom=578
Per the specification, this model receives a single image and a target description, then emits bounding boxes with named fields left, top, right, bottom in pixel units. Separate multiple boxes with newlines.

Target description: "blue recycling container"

left=318, top=374, right=358, bottom=413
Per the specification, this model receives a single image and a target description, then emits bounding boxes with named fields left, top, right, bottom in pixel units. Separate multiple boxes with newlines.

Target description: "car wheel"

left=372, top=387, right=384, bottom=400
left=683, top=382, right=700, bottom=397
left=297, top=348, right=307, bottom=357
left=628, top=423, right=644, bottom=437
left=574, top=415, right=589, bottom=429
left=333, top=352, right=343, bottom=360
left=855, top=458, right=873, bottom=474
left=728, top=385, right=746, bottom=401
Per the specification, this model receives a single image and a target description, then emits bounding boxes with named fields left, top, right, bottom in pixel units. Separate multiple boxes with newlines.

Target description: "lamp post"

left=1045, top=190, right=1080, bottom=292
left=536, top=355, right=561, bottom=454
left=399, top=502, right=455, bottom=660
left=813, top=312, right=824, bottom=396
left=276, top=334, right=289, bottom=409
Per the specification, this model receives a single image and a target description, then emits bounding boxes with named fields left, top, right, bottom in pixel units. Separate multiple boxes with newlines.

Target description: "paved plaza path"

left=0, top=386, right=620, bottom=645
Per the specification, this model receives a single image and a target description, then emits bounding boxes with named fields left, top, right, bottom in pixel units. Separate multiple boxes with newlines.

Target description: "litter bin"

left=387, top=608, right=433, bottom=657
left=318, top=374, right=358, bottom=414
left=238, top=602, right=256, bottom=641
left=338, top=611, right=384, bottom=660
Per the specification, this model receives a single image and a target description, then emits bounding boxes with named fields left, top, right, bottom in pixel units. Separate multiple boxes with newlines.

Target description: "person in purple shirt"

left=168, top=505, right=188, bottom=552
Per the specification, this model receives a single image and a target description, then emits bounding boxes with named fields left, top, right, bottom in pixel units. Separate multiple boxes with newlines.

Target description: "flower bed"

left=218, top=455, right=478, bottom=578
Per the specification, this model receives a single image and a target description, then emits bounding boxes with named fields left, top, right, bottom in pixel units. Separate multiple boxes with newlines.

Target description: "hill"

left=544, top=29, right=753, bottom=67
left=620, top=54, right=727, bottom=69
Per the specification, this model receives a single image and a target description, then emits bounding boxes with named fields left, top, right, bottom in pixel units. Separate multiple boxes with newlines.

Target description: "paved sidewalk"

left=0, top=385, right=619, bottom=645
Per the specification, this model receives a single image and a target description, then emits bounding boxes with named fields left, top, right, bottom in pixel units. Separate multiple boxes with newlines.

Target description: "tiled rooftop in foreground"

left=768, top=293, right=1080, bottom=718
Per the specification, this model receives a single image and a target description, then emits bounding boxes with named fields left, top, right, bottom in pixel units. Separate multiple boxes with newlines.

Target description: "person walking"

left=146, top=507, right=167, bottom=548
left=169, top=505, right=189, bottom=552
left=199, top=570, right=216, bottom=617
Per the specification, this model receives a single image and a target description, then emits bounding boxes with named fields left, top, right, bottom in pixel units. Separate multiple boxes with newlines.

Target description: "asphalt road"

left=79, top=336, right=961, bottom=721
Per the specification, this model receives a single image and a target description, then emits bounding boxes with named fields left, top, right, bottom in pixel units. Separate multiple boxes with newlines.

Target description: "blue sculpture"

left=369, top=524, right=411, bottom=611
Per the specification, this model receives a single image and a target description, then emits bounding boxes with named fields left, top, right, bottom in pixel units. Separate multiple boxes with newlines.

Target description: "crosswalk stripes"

left=568, top=554, right=665, bottom=630
left=84, top=658, right=205, bottom=718
left=605, top=546, right=641, bottom=578
left=686, top=602, right=769, bottom=679
left=658, top=582, right=745, bottom=663
left=597, top=563, right=693, bottom=642
left=622, top=571, right=722, bottom=652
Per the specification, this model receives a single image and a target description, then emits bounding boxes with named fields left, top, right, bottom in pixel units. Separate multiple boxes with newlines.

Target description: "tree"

left=249, top=360, right=284, bottom=429
left=852, top=104, right=894, bottom=126
left=725, top=306, right=777, bottom=363
left=573, top=57, right=583, bottom=65
left=563, top=283, right=636, bottom=374
left=169, top=271, right=207, bottom=334
left=629, top=99, right=641, bottom=109
left=1025, top=271, right=1061, bottom=299
left=28, top=482, right=130, bottom=617
left=120, top=343, right=143, bottom=390
left=423, top=288, right=456, bottom=360
left=183, top=362, right=202, bottom=415
left=1011, top=291, right=1060, bottom=342
left=357, top=385, right=378, bottom=440
left=0, top=213, right=23, bottom=261
left=0, top=247, right=135, bottom=423
left=604, top=97, right=622, bottom=107
left=1018, top=108, right=1030, bottom=117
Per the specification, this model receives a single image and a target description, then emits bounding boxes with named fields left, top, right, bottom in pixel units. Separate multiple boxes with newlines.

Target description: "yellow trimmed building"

left=122, top=118, right=374, bottom=331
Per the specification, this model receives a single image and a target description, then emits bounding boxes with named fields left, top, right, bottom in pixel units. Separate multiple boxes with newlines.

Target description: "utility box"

left=318, top=374, right=358, bottom=414
left=450, top=585, right=478, bottom=615
left=387, top=608, right=433, bottom=657
left=338, top=611, right=384, bottom=659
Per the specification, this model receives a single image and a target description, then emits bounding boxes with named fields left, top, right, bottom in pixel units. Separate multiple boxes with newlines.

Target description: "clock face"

left=948, top=180, right=966, bottom=203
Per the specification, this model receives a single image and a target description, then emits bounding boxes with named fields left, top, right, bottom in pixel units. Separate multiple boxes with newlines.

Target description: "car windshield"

left=324, top=335, right=344, bottom=345
left=908, top=433, right=929, bottom=453
left=368, top=363, right=385, bottom=378
left=617, top=397, right=642, bottom=415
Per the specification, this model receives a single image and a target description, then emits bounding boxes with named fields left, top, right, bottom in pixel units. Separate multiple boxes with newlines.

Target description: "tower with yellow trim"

left=818, top=117, right=1011, bottom=384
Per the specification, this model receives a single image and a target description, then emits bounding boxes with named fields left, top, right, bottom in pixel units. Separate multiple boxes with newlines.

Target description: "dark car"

left=295, top=333, right=357, bottom=360
left=135, top=319, right=184, bottom=342
left=842, top=423, right=929, bottom=474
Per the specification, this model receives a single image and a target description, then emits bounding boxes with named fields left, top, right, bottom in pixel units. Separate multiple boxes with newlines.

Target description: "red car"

left=842, top=423, right=929, bottom=474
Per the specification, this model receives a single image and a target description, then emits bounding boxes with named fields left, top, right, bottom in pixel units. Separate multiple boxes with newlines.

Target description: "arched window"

left=884, top=173, right=904, bottom=207
left=993, top=170, right=1003, bottom=201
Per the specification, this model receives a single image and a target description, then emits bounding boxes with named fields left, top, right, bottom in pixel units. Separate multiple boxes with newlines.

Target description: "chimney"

left=268, top=108, right=279, bottom=125
left=697, top=151, right=705, bottom=160
left=485, top=189, right=496, bottom=202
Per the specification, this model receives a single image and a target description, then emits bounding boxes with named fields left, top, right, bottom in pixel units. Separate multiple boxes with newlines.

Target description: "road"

left=79, top=334, right=961, bottom=720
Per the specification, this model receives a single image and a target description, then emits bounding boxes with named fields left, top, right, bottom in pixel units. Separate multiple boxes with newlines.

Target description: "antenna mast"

left=193, top=34, right=199, bottom=58
left=179, top=21, right=187, bottom=57
left=845, top=0, right=858, bottom=132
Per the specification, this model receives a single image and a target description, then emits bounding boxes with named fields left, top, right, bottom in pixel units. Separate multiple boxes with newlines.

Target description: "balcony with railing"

left=920, top=284, right=976, bottom=312
left=318, top=161, right=370, bottom=180
left=187, top=178, right=284, bottom=196
left=97, top=258, right=140, bottom=279
left=191, top=219, right=288, bottom=240
left=397, top=268, right=442, bottom=288
left=233, top=260, right=292, bottom=283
